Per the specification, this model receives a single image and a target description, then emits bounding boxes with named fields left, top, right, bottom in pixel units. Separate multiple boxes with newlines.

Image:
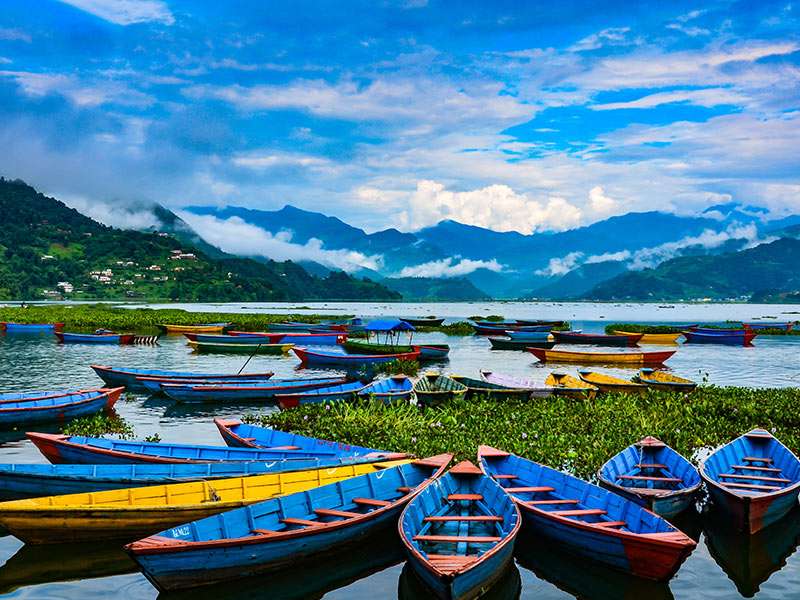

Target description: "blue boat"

left=0, top=459, right=376, bottom=500
left=506, top=330, right=553, bottom=341
left=293, top=346, right=420, bottom=367
left=598, top=436, right=701, bottom=518
left=137, top=376, right=276, bottom=396
left=273, top=376, right=413, bottom=409
left=1, top=322, right=63, bottom=333
left=682, top=330, right=756, bottom=346
left=690, top=326, right=747, bottom=334
left=0, top=388, right=122, bottom=427
left=744, top=322, right=794, bottom=332
left=56, top=332, right=135, bottom=344
left=159, top=376, right=351, bottom=403
left=399, top=460, right=520, bottom=599
left=358, top=376, right=414, bottom=404
left=91, top=365, right=275, bottom=392
left=214, top=418, right=393, bottom=459
left=27, top=432, right=402, bottom=464
left=478, top=446, right=696, bottom=581
left=125, top=455, right=453, bottom=591
left=418, top=345, right=451, bottom=360
left=700, top=428, right=800, bottom=534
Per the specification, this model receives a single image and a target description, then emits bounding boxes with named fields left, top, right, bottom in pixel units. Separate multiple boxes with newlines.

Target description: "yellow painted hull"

left=535, top=349, right=670, bottom=365
left=161, top=324, right=227, bottom=334
left=545, top=373, right=597, bottom=400
left=612, top=331, right=682, bottom=344
left=577, top=371, right=647, bottom=395
left=0, top=459, right=408, bottom=544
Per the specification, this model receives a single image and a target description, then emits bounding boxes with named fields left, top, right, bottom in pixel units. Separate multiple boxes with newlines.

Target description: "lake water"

left=0, top=301, right=799, bottom=598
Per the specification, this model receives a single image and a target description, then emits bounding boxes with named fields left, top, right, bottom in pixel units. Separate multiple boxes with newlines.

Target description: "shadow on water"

left=0, top=541, right=137, bottom=594
left=398, top=560, right=521, bottom=600
left=159, top=523, right=405, bottom=600
left=667, top=506, right=703, bottom=542
left=514, top=536, right=675, bottom=600
left=704, top=506, right=800, bottom=597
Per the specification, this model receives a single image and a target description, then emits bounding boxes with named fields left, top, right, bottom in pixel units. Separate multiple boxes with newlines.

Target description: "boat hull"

left=56, top=333, right=134, bottom=344
left=159, top=377, right=349, bottom=403
left=553, top=332, right=642, bottom=347
left=159, top=324, right=230, bottom=334
left=612, top=331, right=682, bottom=344
left=704, top=478, right=800, bottom=534
left=293, top=347, right=420, bottom=366
left=489, top=338, right=555, bottom=350
left=597, top=480, right=696, bottom=519
left=188, top=340, right=293, bottom=354
left=2, top=322, right=64, bottom=332
left=0, top=388, right=121, bottom=426
left=528, top=348, right=675, bottom=366
left=90, top=366, right=275, bottom=392
left=682, top=331, right=757, bottom=346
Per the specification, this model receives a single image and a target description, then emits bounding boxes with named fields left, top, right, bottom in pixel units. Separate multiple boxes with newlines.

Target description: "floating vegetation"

left=62, top=414, right=135, bottom=439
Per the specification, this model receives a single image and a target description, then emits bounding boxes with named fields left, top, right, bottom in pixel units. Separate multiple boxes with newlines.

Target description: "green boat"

left=450, top=375, right=534, bottom=401
left=413, top=373, right=467, bottom=407
left=187, top=340, right=294, bottom=355
left=343, top=340, right=449, bottom=360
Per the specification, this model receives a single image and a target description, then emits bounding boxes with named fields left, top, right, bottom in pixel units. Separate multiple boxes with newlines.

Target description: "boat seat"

left=635, top=463, right=667, bottom=469
left=251, top=528, right=277, bottom=536
left=447, top=494, right=483, bottom=501
left=414, top=534, right=501, bottom=543
left=281, top=517, right=320, bottom=527
left=314, top=508, right=361, bottom=519
left=397, top=486, right=412, bottom=493
left=492, top=474, right=518, bottom=480
left=504, top=486, right=555, bottom=493
left=527, top=499, right=579, bottom=506
left=592, top=520, right=627, bottom=528
left=550, top=509, right=607, bottom=517
left=745, top=432, right=773, bottom=439
left=424, top=516, right=503, bottom=523
left=742, top=456, right=773, bottom=463
left=720, top=481, right=780, bottom=491
left=732, top=464, right=782, bottom=473
left=427, top=554, right=479, bottom=567
left=353, top=497, right=391, bottom=507
left=719, top=473, right=791, bottom=484
left=618, top=475, right=681, bottom=483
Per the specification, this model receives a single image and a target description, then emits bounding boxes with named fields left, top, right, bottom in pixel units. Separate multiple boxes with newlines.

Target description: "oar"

left=238, top=343, right=263, bottom=375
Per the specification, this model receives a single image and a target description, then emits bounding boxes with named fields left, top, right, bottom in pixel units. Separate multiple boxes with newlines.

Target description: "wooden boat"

left=451, top=376, right=534, bottom=401
left=276, top=376, right=414, bottom=409
left=545, top=372, right=597, bottom=400
left=478, top=371, right=553, bottom=398
left=598, top=436, right=701, bottom=518
left=56, top=331, right=135, bottom=344
left=0, top=458, right=380, bottom=500
left=1, top=322, right=64, bottom=332
left=472, top=323, right=550, bottom=335
left=634, top=368, right=697, bottom=392
left=682, top=330, right=757, bottom=346
left=414, top=374, right=468, bottom=406
left=187, top=339, right=293, bottom=354
left=293, top=347, right=420, bottom=366
left=577, top=370, right=647, bottom=395
left=528, top=348, right=675, bottom=366
left=358, top=376, right=414, bottom=404
left=402, top=316, right=446, bottom=327
left=91, top=365, right=275, bottom=392
left=700, top=428, right=800, bottom=533
left=744, top=322, right=794, bottom=332
left=689, top=325, right=747, bottom=334
left=26, top=431, right=399, bottom=464
left=611, top=330, right=682, bottom=344
left=418, top=344, right=450, bottom=360
left=227, top=331, right=345, bottom=345
left=265, top=322, right=341, bottom=333
left=399, top=461, right=520, bottom=599
left=0, top=458, right=409, bottom=544
left=158, top=323, right=231, bottom=334
left=553, top=331, right=642, bottom=347
left=506, top=330, right=553, bottom=341
left=159, top=375, right=350, bottom=403
left=399, top=560, right=522, bottom=600
left=0, top=388, right=104, bottom=403
left=514, top=320, right=566, bottom=328
left=343, top=339, right=449, bottom=360
left=489, top=337, right=555, bottom=350
left=137, top=376, right=274, bottom=396
left=125, top=455, right=453, bottom=591
left=0, top=388, right=122, bottom=426
left=478, top=446, right=696, bottom=581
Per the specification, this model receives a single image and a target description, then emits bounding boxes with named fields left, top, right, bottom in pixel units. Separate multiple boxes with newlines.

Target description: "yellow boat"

left=634, top=368, right=697, bottom=392
left=159, top=323, right=231, bottom=334
left=546, top=372, right=597, bottom=400
left=0, top=459, right=408, bottom=544
left=578, top=370, right=648, bottom=395
left=612, top=330, right=682, bottom=344
left=528, top=347, right=676, bottom=366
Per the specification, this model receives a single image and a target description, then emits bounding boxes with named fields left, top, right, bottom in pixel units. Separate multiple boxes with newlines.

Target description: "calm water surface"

left=0, top=301, right=798, bottom=598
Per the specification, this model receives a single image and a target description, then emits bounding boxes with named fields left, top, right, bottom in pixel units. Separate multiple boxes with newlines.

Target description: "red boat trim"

left=0, top=387, right=122, bottom=414
left=292, top=347, right=420, bottom=363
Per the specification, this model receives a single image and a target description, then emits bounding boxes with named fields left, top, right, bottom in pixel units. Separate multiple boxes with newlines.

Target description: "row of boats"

left=0, top=420, right=796, bottom=597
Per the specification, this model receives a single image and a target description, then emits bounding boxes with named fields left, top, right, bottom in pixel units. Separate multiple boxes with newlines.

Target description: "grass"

left=256, top=386, right=800, bottom=479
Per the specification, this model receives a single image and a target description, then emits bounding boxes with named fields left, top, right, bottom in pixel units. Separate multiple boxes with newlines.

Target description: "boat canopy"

left=364, top=319, right=416, bottom=332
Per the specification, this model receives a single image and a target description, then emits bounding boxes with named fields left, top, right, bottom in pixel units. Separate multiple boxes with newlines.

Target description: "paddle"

left=237, top=343, right=263, bottom=374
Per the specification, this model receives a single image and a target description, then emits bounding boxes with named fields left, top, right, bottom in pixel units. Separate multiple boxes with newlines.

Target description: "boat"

left=634, top=369, right=697, bottom=392
left=0, top=458, right=385, bottom=500
left=478, top=446, right=696, bottom=581
left=488, top=337, right=556, bottom=350
left=187, top=340, right=294, bottom=354
left=292, top=347, right=420, bottom=366
left=401, top=317, right=446, bottom=327
left=506, top=330, right=553, bottom=341
left=472, top=323, right=551, bottom=335
left=139, top=376, right=275, bottom=396
left=514, top=320, right=566, bottom=328
left=577, top=370, right=648, bottom=394
left=56, top=331, right=135, bottom=344
left=528, top=348, right=676, bottom=366
left=688, top=326, right=748, bottom=334
left=91, top=365, right=275, bottom=392
left=414, top=374, right=468, bottom=406
left=0, top=388, right=122, bottom=426
left=158, top=323, right=231, bottom=334
left=451, top=375, right=536, bottom=401
left=358, top=376, right=414, bottom=404
left=1, top=322, right=64, bottom=332
left=158, top=375, right=353, bottom=403
left=611, top=330, right=683, bottom=344
left=26, top=431, right=400, bottom=464
left=744, top=322, right=794, bottom=332
left=597, top=436, right=701, bottom=518
left=398, top=460, right=520, bottom=599
left=275, top=376, right=414, bottom=409
left=0, top=458, right=410, bottom=544
left=125, top=455, right=453, bottom=591
left=553, top=331, right=643, bottom=347
left=700, top=428, right=800, bottom=533
left=399, top=560, right=522, bottom=600
left=545, top=372, right=598, bottom=400
left=478, top=371, right=553, bottom=398
left=682, top=330, right=757, bottom=346
left=227, top=331, right=345, bottom=345
left=343, top=339, right=450, bottom=360
left=265, top=322, right=341, bottom=333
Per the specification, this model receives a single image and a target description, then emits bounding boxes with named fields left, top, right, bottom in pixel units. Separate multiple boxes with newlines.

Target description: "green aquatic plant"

left=62, top=413, right=135, bottom=439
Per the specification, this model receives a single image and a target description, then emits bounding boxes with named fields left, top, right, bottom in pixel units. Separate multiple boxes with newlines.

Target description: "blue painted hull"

left=0, top=389, right=119, bottom=427
left=160, top=377, right=349, bottom=403
left=683, top=331, right=755, bottom=345
left=91, top=366, right=274, bottom=391
left=3, top=323, right=59, bottom=332
left=418, top=345, right=450, bottom=360
left=58, top=333, right=128, bottom=344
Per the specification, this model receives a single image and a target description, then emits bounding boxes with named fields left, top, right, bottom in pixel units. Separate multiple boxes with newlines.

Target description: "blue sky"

left=1, top=0, right=798, bottom=234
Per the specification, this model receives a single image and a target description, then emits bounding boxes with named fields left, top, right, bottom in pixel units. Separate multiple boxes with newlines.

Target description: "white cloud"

left=177, top=212, right=383, bottom=273
left=570, top=27, right=637, bottom=52
left=535, top=252, right=584, bottom=276
left=588, top=186, right=617, bottom=215
left=585, top=250, right=631, bottom=264
left=591, top=88, right=749, bottom=111
left=0, top=70, right=154, bottom=108
left=60, top=195, right=161, bottom=230
left=396, top=257, right=504, bottom=278
left=0, top=28, right=31, bottom=42
left=58, top=0, right=174, bottom=25
left=231, top=152, right=333, bottom=172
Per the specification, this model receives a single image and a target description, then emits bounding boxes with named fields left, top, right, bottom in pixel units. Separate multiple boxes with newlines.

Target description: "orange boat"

left=528, top=348, right=675, bottom=366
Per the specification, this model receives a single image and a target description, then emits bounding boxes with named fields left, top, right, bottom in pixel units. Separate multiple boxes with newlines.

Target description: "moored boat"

left=343, top=339, right=448, bottom=359
left=125, top=455, right=453, bottom=591
left=91, top=365, right=275, bottom=392
left=275, top=376, right=414, bottom=409
left=158, top=323, right=231, bottom=334
left=506, top=330, right=553, bottom=341
left=159, top=375, right=350, bottom=403
left=528, top=348, right=676, bottom=366
left=472, top=323, right=551, bottom=335
left=598, top=436, right=701, bottom=518
left=743, top=322, right=794, bottom=332
left=682, top=330, right=757, bottom=346
left=401, top=316, right=446, bottom=327
left=611, top=330, right=682, bottom=344
left=451, top=376, right=535, bottom=401
left=577, top=370, right=648, bottom=394
left=545, top=372, right=597, bottom=400
left=414, top=374, right=468, bottom=407
left=1, top=322, right=64, bottom=332
left=488, top=337, right=556, bottom=351
left=634, top=369, right=697, bottom=392
left=187, top=339, right=293, bottom=354
left=56, top=331, right=135, bottom=344
left=292, top=346, right=420, bottom=366
left=553, top=331, right=642, bottom=347
left=700, top=429, right=800, bottom=533
left=478, top=446, right=696, bottom=581
left=399, top=460, right=520, bottom=599
left=358, top=376, right=414, bottom=404
left=478, top=371, right=553, bottom=398
left=0, top=388, right=122, bottom=426
left=227, top=331, right=345, bottom=345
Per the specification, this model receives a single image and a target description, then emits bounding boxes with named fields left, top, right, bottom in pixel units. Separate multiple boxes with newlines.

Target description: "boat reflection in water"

left=704, top=506, right=800, bottom=597
left=398, top=560, right=521, bottom=600
left=514, top=536, right=675, bottom=600
left=0, top=541, right=137, bottom=594
left=158, top=524, right=405, bottom=600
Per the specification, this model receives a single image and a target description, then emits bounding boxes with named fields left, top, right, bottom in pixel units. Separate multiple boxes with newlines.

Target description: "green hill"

left=0, top=178, right=399, bottom=302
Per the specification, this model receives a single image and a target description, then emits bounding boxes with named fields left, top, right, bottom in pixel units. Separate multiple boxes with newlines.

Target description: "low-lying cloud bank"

left=395, top=257, right=504, bottom=278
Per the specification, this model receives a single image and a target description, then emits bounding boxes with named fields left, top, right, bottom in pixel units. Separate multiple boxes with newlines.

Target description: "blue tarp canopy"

left=364, top=318, right=416, bottom=332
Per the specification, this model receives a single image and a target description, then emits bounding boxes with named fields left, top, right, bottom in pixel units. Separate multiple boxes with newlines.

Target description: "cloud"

left=231, top=151, right=334, bottom=172
left=570, top=27, right=637, bottom=52
left=59, top=195, right=161, bottom=230
left=535, top=251, right=584, bottom=276
left=177, top=212, right=383, bottom=273
left=0, top=70, right=154, bottom=108
left=591, top=88, right=749, bottom=111
left=396, top=257, right=504, bottom=278
left=58, top=0, right=174, bottom=26
left=585, top=250, right=631, bottom=264
left=588, top=186, right=617, bottom=215
left=0, top=28, right=31, bottom=43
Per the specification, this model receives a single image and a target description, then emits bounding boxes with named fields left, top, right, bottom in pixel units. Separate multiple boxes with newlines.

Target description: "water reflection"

left=398, top=561, right=522, bottom=600
left=704, top=507, right=800, bottom=597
